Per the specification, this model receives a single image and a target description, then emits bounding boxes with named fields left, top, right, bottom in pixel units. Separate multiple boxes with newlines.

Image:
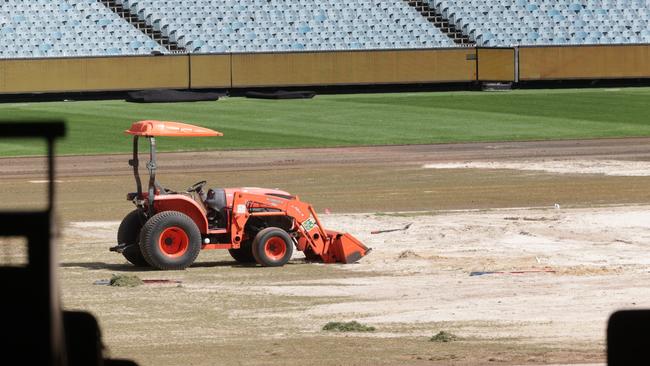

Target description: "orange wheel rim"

left=158, top=226, right=189, bottom=258
left=264, top=237, right=286, bottom=261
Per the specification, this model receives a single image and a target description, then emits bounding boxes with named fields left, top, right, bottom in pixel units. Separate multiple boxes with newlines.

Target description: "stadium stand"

left=0, top=0, right=166, bottom=58
left=0, top=0, right=648, bottom=60
left=430, top=0, right=650, bottom=46
left=0, top=0, right=647, bottom=94
left=115, top=0, right=458, bottom=52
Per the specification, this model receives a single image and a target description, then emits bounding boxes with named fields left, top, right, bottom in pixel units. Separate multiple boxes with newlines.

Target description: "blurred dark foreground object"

left=608, top=310, right=650, bottom=365
left=64, top=311, right=137, bottom=366
left=0, top=122, right=137, bottom=366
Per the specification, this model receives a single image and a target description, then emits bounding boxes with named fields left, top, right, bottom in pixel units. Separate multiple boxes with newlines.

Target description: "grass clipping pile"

left=322, top=321, right=376, bottom=333
left=429, top=331, right=458, bottom=343
left=109, top=274, right=143, bottom=287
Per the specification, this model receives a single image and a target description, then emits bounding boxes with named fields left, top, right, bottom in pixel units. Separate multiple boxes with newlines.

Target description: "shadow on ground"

left=59, top=260, right=264, bottom=271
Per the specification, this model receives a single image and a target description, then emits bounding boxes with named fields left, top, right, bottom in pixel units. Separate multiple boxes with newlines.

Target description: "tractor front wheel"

left=117, top=209, right=148, bottom=266
left=252, top=227, right=294, bottom=267
left=139, top=211, right=201, bottom=270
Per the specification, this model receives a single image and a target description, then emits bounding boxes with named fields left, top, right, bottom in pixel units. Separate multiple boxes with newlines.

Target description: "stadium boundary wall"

left=518, top=44, right=650, bottom=81
left=228, top=48, right=476, bottom=87
left=0, top=45, right=648, bottom=94
left=0, top=49, right=475, bottom=93
left=476, top=48, right=516, bottom=82
left=0, top=55, right=188, bottom=93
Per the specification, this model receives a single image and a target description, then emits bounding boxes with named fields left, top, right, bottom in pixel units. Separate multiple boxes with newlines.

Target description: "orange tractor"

left=110, top=120, right=370, bottom=270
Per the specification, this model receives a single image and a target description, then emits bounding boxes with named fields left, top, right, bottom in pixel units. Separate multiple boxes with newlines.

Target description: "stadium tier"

left=0, top=0, right=165, bottom=58
left=431, top=0, right=650, bottom=46
left=0, top=0, right=459, bottom=59
left=117, top=0, right=456, bottom=52
left=1, top=0, right=649, bottom=59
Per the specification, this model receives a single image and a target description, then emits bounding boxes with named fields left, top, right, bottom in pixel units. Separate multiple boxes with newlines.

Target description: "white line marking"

left=28, top=180, right=64, bottom=184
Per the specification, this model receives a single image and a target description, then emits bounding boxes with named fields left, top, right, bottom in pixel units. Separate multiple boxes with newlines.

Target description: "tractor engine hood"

left=223, top=187, right=293, bottom=207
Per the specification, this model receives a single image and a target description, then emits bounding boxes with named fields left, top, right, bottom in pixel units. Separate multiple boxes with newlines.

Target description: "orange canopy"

left=125, top=120, right=223, bottom=137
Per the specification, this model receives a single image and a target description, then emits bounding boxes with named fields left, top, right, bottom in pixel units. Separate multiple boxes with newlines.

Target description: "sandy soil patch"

left=424, top=159, right=650, bottom=176
left=61, top=204, right=650, bottom=357
left=234, top=206, right=650, bottom=345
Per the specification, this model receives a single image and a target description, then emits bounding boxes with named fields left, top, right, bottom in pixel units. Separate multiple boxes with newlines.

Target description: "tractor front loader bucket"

left=324, top=230, right=371, bottom=264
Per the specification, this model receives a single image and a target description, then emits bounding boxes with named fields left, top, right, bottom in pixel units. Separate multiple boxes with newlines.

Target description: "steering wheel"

left=187, top=180, right=207, bottom=193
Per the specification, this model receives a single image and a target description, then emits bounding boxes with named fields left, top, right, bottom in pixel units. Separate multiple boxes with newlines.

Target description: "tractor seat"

left=204, top=188, right=227, bottom=212
left=205, top=188, right=227, bottom=228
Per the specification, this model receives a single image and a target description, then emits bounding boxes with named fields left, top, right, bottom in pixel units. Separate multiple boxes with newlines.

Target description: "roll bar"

left=125, top=120, right=222, bottom=216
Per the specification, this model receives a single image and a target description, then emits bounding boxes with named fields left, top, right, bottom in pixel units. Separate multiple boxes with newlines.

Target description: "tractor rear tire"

left=228, top=239, right=255, bottom=263
left=117, top=209, right=148, bottom=267
left=252, top=227, right=294, bottom=267
left=139, top=211, right=201, bottom=270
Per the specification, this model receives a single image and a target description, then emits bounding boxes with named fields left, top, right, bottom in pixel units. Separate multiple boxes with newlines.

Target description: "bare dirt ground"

left=4, top=138, right=650, bottom=365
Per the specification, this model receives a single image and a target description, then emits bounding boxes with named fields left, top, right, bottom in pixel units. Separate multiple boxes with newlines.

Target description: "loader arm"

left=230, top=192, right=370, bottom=263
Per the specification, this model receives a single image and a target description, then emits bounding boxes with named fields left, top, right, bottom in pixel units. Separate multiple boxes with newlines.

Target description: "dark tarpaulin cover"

left=245, top=90, right=316, bottom=99
left=126, top=89, right=222, bottom=103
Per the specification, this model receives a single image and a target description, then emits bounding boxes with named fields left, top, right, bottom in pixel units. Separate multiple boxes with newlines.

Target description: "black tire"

left=117, top=209, right=148, bottom=266
left=228, top=239, right=255, bottom=263
left=139, top=211, right=201, bottom=270
left=252, top=227, right=294, bottom=267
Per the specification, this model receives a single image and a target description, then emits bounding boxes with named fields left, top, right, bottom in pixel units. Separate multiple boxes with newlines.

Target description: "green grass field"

left=1, top=87, right=649, bottom=156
